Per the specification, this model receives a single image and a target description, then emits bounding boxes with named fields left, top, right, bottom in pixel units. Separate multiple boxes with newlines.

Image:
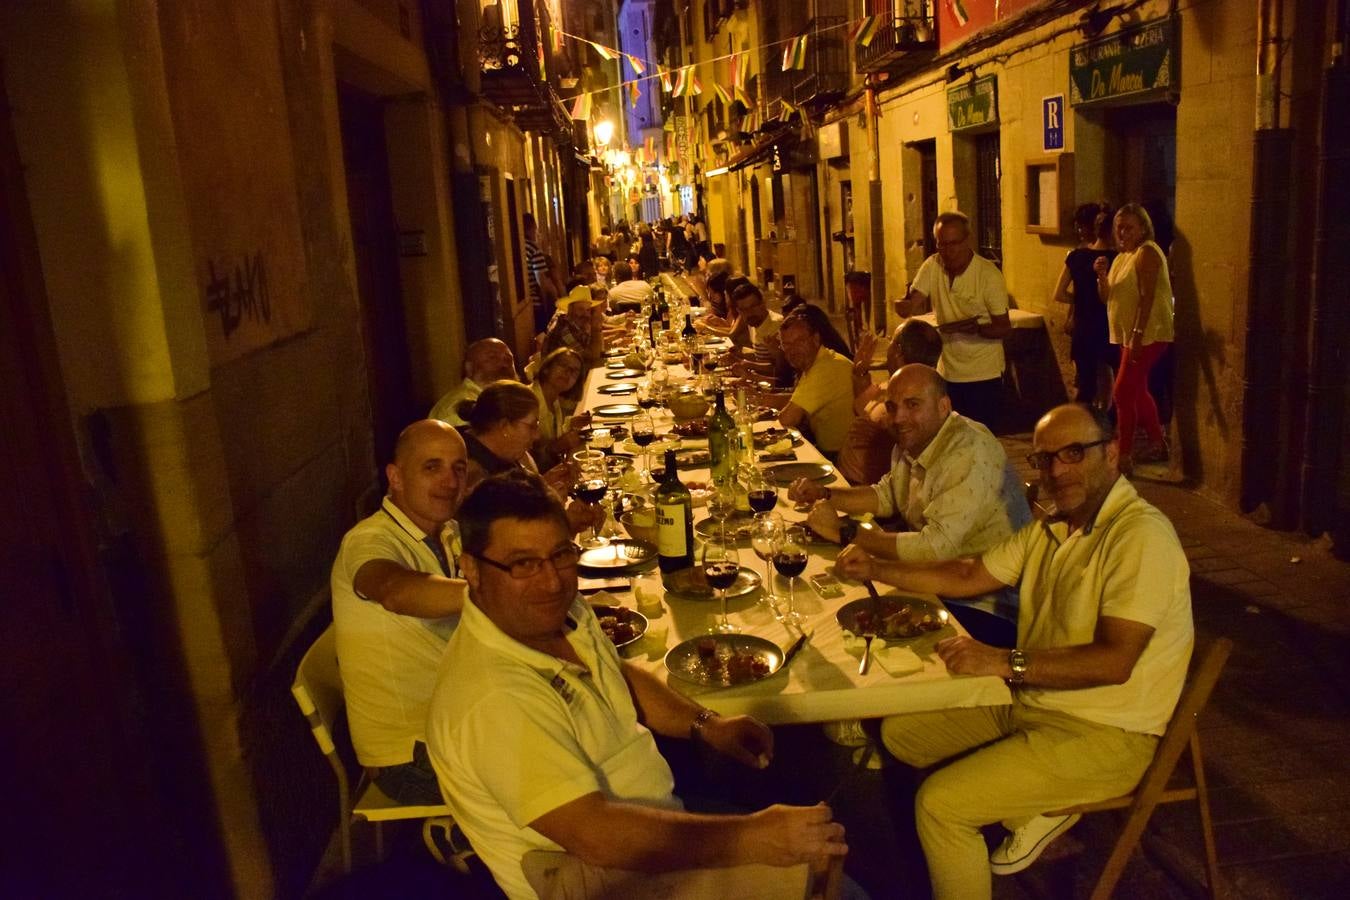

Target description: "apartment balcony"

left=855, top=10, right=937, bottom=74
left=477, top=0, right=571, bottom=136
left=793, top=16, right=848, bottom=107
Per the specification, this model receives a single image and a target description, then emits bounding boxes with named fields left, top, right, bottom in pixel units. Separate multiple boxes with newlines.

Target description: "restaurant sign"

left=1069, top=17, right=1177, bottom=106
left=947, top=75, right=998, bottom=132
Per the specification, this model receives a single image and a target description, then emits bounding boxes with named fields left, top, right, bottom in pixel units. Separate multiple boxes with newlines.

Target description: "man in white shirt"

left=331, top=419, right=470, bottom=803
left=896, top=211, right=1011, bottom=428
left=605, top=260, right=653, bottom=312
left=429, top=338, right=518, bottom=426
left=427, top=471, right=847, bottom=900
left=835, top=404, right=1193, bottom=900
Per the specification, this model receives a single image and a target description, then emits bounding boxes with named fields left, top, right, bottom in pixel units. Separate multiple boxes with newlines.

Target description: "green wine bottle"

left=655, top=448, right=693, bottom=573
left=708, top=389, right=736, bottom=481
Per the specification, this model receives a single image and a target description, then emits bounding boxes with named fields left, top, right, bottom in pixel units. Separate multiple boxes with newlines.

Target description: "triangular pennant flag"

left=629, top=79, right=641, bottom=107
left=660, top=67, right=673, bottom=93
left=850, top=15, right=879, bottom=47
left=644, top=136, right=656, bottom=161
left=949, top=0, right=971, bottom=27
left=672, top=66, right=688, bottom=96
left=793, top=34, right=808, bottom=70
left=570, top=92, right=592, bottom=120
left=781, top=37, right=796, bottom=72
left=779, top=97, right=797, bottom=121
left=589, top=41, right=619, bottom=61
left=690, top=75, right=703, bottom=96
left=625, top=53, right=646, bottom=76
left=713, top=82, right=731, bottom=106
left=735, top=85, right=753, bottom=107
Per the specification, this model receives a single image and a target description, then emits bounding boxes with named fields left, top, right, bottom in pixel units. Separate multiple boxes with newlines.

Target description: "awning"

left=724, top=127, right=793, bottom=172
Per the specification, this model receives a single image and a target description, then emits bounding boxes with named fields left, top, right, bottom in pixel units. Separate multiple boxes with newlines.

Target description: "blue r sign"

left=1043, top=95, right=1065, bottom=151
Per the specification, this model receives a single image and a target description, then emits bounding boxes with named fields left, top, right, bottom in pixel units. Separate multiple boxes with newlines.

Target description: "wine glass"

left=750, top=512, right=784, bottom=611
left=589, top=427, right=614, bottom=455
left=650, top=361, right=670, bottom=401
left=772, top=525, right=809, bottom=625
left=707, top=477, right=736, bottom=530
left=746, top=466, right=778, bottom=515
left=631, top=410, right=655, bottom=482
left=702, top=530, right=742, bottom=633
left=572, top=449, right=609, bottom=549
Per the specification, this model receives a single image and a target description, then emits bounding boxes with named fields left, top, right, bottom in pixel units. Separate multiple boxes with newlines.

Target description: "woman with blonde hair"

left=530, top=348, right=590, bottom=469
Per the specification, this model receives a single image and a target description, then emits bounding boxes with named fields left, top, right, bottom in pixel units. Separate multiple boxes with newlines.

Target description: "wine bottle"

left=681, top=313, right=697, bottom=342
left=655, top=448, right=694, bottom=573
left=708, top=389, right=736, bottom=481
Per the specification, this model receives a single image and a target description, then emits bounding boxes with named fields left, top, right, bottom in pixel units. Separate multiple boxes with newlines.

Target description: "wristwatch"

left=690, top=708, right=719, bottom=741
left=838, top=521, right=858, bottom=546
left=1007, top=648, right=1029, bottom=687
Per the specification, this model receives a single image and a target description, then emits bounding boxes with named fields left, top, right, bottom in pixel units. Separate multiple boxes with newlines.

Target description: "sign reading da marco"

left=1070, top=17, right=1176, bottom=105
left=947, top=75, right=998, bottom=132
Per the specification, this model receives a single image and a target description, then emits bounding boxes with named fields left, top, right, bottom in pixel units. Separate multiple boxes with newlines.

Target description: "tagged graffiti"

left=205, top=251, right=271, bottom=338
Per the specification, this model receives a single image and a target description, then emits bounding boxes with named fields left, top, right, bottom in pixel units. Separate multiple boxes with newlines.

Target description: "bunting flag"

left=660, top=67, right=674, bottom=93
left=588, top=40, right=619, bottom=61
left=551, top=24, right=564, bottom=54
left=690, top=74, right=703, bottom=96
left=625, top=53, right=646, bottom=75
left=778, top=97, right=797, bottom=121
left=672, top=66, right=688, bottom=96
left=713, top=82, right=731, bottom=106
left=570, top=92, right=592, bottom=120
left=948, top=0, right=970, bottom=27
left=628, top=79, right=641, bottom=107
left=849, top=15, right=879, bottom=47
left=781, top=34, right=807, bottom=71
left=644, top=135, right=656, bottom=163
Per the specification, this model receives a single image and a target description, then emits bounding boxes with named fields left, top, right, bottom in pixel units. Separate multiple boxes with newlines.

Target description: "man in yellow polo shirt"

left=836, top=403, right=1193, bottom=900
left=772, top=308, right=855, bottom=456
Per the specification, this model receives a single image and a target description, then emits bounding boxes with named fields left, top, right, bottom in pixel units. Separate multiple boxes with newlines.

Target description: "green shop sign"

left=947, top=75, right=998, bottom=132
left=1069, top=17, right=1177, bottom=105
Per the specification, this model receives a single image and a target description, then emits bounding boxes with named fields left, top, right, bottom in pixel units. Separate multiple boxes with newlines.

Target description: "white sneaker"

left=989, top=813, right=1081, bottom=875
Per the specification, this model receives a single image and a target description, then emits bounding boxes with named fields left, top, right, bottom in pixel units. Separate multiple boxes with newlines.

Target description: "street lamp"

left=593, top=119, right=614, bottom=148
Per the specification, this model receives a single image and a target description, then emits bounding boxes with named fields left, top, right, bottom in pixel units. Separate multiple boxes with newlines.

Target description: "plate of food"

left=604, top=359, right=627, bottom=369
left=764, top=461, right=836, bottom=486
left=752, top=425, right=803, bottom=448
left=577, top=539, right=657, bottom=573
left=694, top=511, right=758, bottom=544
left=650, top=450, right=712, bottom=477
left=598, top=382, right=639, bottom=395
left=671, top=419, right=710, bottom=438
left=836, top=596, right=951, bottom=642
left=665, top=634, right=783, bottom=687
left=590, top=604, right=648, bottom=650
left=593, top=403, right=640, bottom=418
left=661, top=565, right=760, bottom=601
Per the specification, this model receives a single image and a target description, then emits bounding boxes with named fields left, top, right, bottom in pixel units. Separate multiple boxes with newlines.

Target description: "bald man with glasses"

left=835, top=404, right=1193, bottom=900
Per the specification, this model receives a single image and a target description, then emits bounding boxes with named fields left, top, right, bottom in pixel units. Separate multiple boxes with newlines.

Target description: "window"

left=974, top=131, right=1002, bottom=264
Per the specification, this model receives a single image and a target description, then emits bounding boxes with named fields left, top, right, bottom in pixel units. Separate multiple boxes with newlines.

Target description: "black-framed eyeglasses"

left=1026, top=439, right=1111, bottom=471
left=470, top=543, right=582, bottom=579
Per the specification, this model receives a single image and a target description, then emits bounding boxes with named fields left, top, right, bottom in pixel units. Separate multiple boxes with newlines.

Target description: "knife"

left=860, top=581, right=882, bottom=675
left=781, top=631, right=812, bottom=668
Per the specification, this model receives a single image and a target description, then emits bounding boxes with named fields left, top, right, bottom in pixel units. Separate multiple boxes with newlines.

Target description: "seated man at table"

left=838, top=319, right=942, bottom=486
left=429, top=338, right=518, bottom=427
left=834, top=403, right=1193, bottom=900
left=895, top=211, right=1011, bottom=429
left=795, top=364, right=1029, bottom=641
left=727, top=281, right=791, bottom=383
left=605, top=260, right=652, bottom=313
left=758, top=308, right=855, bottom=457
left=332, top=419, right=470, bottom=804
left=427, top=471, right=848, bottom=900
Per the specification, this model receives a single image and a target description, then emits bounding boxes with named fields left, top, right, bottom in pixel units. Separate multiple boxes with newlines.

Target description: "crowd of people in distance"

left=325, top=202, right=1189, bottom=900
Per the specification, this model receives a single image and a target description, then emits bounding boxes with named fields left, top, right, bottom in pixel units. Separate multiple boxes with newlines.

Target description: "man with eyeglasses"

left=428, top=471, right=848, bottom=900
left=895, top=211, right=1011, bottom=429
left=331, top=419, right=470, bottom=805
left=835, top=404, right=1193, bottom=900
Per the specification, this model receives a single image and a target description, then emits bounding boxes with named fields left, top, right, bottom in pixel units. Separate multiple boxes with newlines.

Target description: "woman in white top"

left=530, top=347, right=589, bottom=470
left=1095, top=203, right=1174, bottom=468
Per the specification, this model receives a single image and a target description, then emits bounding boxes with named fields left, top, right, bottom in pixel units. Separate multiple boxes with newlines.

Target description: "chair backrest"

left=1129, top=637, right=1232, bottom=805
left=292, top=624, right=345, bottom=763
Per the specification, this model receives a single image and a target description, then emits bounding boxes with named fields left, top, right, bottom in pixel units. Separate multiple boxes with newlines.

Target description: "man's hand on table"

left=742, top=803, right=848, bottom=868
left=834, top=544, right=876, bottom=582
left=700, top=714, right=774, bottom=770
left=787, top=477, right=830, bottom=505
left=806, top=501, right=842, bottom=543
left=936, top=635, right=1009, bottom=678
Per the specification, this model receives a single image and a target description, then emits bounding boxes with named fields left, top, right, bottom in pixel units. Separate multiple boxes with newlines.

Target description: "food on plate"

left=672, top=419, right=710, bottom=438
left=692, top=640, right=771, bottom=684
left=853, top=600, right=945, bottom=639
left=593, top=605, right=645, bottom=647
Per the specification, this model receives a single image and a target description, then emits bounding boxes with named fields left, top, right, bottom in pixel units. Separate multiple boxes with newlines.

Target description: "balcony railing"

left=794, top=16, right=848, bottom=106
left=856, top=11, right=937, bottom=74
left=478, top=0, right=571, bottom=135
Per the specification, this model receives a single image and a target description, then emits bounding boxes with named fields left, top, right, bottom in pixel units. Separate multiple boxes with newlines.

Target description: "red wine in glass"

left=748, top=489, right=778, bottom=513
left=574, top=479, right=607, bottom=504
left=632, top=430, right=655, bottom=448
left=772, top=550, right=808, bottom=578
left=704, top=354, right=720, bottom=373
left=638, top=395, right=659, bottom=409
left=704, top=561, right=740, bottom=590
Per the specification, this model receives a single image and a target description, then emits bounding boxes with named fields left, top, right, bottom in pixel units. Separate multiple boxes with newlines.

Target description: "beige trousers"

left=881, top=701, right=1157, bottom=900
left=522, top=852, right=814, bottom=900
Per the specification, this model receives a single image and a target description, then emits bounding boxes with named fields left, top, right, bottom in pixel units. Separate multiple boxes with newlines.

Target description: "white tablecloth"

left=578, top=359, right=1011, bottom=725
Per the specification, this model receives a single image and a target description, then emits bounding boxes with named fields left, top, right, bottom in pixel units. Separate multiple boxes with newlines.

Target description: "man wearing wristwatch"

left=835, top=403, right=1193, bottom=900
left=427, top=471, right=847, bottom=900
left=792, top=364, right=1029, bottom=642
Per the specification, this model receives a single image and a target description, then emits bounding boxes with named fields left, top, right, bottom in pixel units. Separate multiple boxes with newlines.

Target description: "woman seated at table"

left=530, top=348, right=591, bottom=470
left=457, top=381, right=598, bottom=534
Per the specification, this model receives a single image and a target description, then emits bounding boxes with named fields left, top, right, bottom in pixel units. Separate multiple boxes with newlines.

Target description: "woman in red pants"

left=1094, top=204, right=1174, bottom=471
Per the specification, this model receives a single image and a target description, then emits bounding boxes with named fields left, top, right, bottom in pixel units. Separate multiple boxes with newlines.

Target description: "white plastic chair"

left=291, top=623, right=471, bottom=873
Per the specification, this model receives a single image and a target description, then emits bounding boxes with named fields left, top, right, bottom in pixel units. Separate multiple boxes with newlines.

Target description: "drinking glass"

left=707, top=477, right=736, bottom=529
left=631, top=410, right=655, bottom=482
left=702, top=530, right=742, bottom=633
left=589, top=427, right=614, bottom=455
left=745, top=465, right=778, bottom=514
left=650, top=361, right=670, bottom=401
left=750, top=512, right=784, bottom=611
left=572, top=449, right=610, bottom=549
left=772, top=525, right=809, bottom=625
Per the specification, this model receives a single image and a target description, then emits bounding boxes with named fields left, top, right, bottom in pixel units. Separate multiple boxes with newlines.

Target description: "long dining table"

left=574, top=344, right=1011, bottom=726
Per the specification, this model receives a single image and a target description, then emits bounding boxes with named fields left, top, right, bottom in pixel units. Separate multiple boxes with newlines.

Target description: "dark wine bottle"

left=708, top=389, right=736, bottom=481
left=655, top=448, right=694, bottom=573
left=681, top=313, right=697, bottom=342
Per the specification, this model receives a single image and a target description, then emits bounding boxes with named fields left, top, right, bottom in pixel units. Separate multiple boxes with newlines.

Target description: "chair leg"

left=340, top=822, right=353, bottom=875
left=374, top=821, right=385, bottom=862
left=1088, top=798, right=1163, bottom=900
left=423, top=816, right=474, bottom=874
left=1190, top=733, right=1223, bottom=899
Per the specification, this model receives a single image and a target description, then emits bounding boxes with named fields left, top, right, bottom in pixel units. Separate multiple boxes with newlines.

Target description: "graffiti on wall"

left=204, top=251, right=271, bottom=339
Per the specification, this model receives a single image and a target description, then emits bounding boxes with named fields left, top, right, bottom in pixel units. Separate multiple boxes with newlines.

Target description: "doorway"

left=917, top=140, right=938, bottom=258
left=973, top=131, right=1003, bottom=264
left=337, top=82, right=417, bottom=467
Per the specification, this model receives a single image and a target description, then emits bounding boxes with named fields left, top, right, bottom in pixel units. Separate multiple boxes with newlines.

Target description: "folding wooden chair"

left=1047, top=636, right=1233, bottom=899
left=292, top=624, right=471, bottom=873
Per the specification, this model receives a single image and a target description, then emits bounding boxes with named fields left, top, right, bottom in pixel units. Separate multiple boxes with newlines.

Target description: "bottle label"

left=656, top=502, right=688, bottom=557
